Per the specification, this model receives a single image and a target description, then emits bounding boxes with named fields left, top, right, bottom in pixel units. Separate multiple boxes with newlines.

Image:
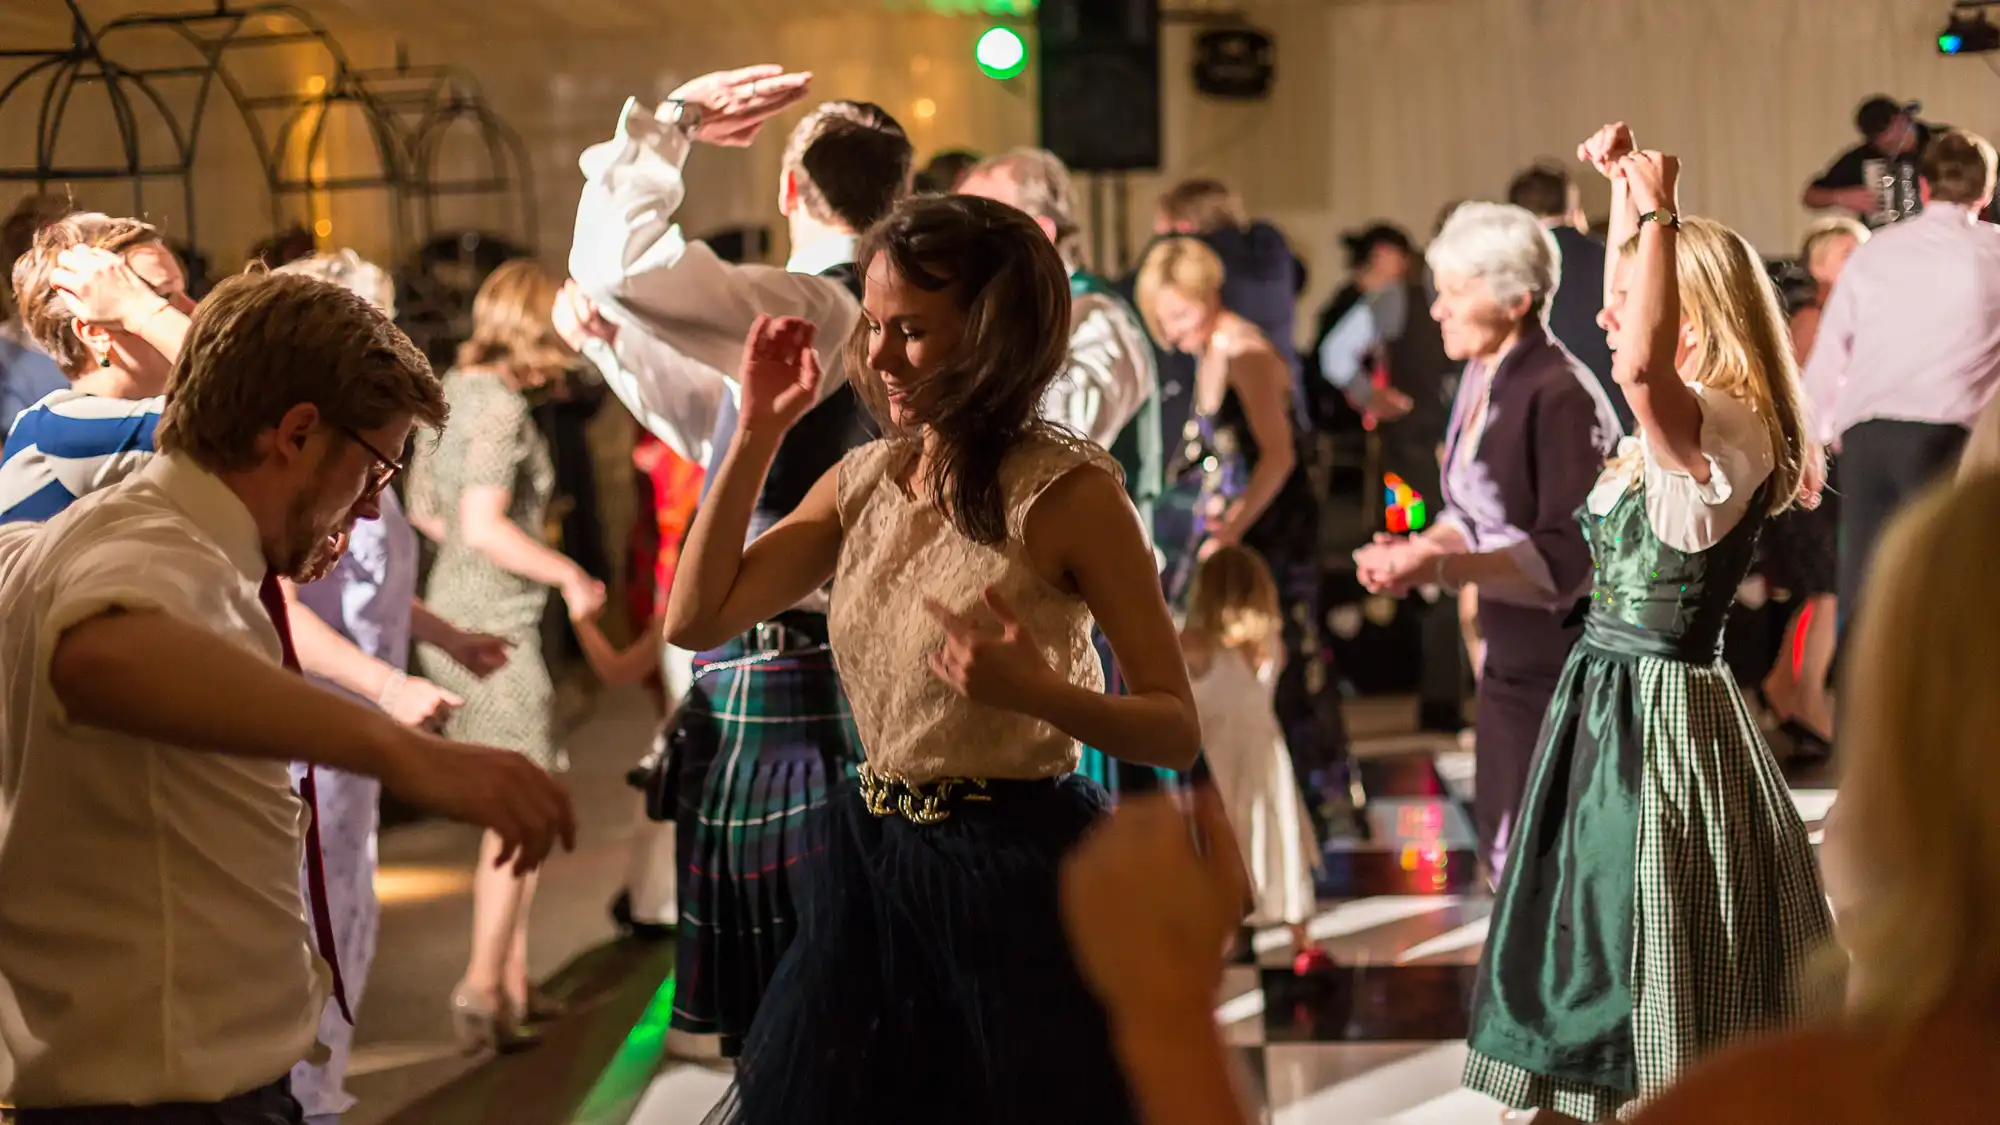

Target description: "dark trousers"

left=14, top=1081, right=302, bottom=1125
left=1270, top=555, right=1351, bottom=809
left=1472, top=598, right=1580, bottom=879
left=1835, top=419, right=1969, bottom=632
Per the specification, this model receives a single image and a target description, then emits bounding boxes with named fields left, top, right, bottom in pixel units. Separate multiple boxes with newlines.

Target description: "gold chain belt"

left=856, top=762, right=992, bottom=825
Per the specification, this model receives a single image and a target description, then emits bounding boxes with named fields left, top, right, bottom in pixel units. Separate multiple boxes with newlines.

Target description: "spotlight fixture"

left=1939, top=4, right=2000, bottom=55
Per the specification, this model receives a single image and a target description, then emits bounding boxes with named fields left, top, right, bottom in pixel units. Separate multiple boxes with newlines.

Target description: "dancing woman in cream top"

left=667, top=195, right=1198, bottom=1125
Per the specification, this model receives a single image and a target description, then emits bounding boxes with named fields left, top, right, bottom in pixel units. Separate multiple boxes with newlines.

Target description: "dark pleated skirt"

left=701, top=772, right=1140, bottom=1125
left=671, top=643, right=860, bottom=1053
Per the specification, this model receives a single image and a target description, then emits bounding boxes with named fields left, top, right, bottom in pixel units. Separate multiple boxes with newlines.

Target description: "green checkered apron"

left=1463, top=481, right=1835, bottom=1118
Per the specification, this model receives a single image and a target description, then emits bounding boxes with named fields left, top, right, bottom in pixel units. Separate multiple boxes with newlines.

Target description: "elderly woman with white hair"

left=1354, top=201, right=1619, bottom=885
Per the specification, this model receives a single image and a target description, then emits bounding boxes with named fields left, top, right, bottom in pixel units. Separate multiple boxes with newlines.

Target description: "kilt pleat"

left=672, top=645, right=860, bottom=1053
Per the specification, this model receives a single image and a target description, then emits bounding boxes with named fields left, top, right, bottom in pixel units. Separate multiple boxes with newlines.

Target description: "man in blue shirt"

left=0, top=192, right=76, bottom=436
left=0, top=334, right=66, bottom=438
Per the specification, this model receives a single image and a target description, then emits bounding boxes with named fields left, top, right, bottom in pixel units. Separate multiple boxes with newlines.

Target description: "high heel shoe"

left=450, top=984, right=541, bottom=1054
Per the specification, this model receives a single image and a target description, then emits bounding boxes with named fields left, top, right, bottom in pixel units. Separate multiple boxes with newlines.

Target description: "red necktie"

left=258, top=573, right=355, bottom=1025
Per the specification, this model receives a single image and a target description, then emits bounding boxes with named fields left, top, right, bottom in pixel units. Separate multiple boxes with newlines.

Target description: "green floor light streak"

left=569, top=973, right=677, bottom=1125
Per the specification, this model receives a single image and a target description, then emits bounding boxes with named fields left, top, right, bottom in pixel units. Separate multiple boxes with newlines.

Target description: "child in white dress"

left=1181, top=545, right=1328, bottom=973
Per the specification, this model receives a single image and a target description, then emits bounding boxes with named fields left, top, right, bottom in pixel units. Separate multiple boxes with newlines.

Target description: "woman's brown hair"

left=846, top=193, right=1072, bottom=545
left=455, top=258, right=571, bottom=391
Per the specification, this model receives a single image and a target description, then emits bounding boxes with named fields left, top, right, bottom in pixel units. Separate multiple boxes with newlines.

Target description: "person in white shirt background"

left=561, top=64, right=911, bottom=1059
left=957, top=147, right=1176, bottom=798
left=0, top=268, right=574, bottom=1125
left=1801, top=128, right=2000, bottom=637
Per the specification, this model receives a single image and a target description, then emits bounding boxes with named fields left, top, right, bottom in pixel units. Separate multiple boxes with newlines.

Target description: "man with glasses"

left=0, top=267, right=575, bottom=1125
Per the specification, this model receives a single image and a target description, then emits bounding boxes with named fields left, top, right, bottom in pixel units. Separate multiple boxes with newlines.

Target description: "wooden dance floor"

left=623, top=719, right=1836, bottom=1125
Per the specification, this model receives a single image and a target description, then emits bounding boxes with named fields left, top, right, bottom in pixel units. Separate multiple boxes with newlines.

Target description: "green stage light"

left=976, top=26, right=1028, bottom=80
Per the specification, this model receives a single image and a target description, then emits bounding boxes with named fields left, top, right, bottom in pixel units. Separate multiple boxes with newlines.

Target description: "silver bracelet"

left=375, top=671, right=406, bottom=711
left=1433, top=554, right=1459, bottom=593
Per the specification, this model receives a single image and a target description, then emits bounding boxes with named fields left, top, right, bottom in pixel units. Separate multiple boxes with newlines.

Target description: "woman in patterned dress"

left=1462, top=131, right=1834, bottom=1120
left=675, top=194, right=1199, bottom=1125
left=410, top=260, right=607, bottom=1050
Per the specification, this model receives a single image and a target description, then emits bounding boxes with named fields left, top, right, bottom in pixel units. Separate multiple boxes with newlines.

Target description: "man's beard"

left=282, top=484, right=353, bottom=583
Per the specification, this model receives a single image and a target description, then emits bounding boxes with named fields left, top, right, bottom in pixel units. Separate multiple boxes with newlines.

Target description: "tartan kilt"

left=1076, top=629, right=1191, bottom=799
left=671, top=639, right=861, bottom=1054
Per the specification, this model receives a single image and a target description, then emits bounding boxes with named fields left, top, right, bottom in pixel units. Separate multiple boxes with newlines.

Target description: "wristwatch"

left=1637, top=209, right=1681, bottom=230
left=659, top=98, right=703, bottom=134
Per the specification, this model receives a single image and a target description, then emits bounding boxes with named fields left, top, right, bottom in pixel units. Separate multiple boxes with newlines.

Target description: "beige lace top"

left=828, top=433, right=1118, bottom=783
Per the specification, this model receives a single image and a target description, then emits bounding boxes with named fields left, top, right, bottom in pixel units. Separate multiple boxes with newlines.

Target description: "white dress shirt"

left=1801, top=201, right=2000, bottom=443
left=1043, top=287, right=1154, bottom=447
left=0, top=455, right=327, bottom=1107
left=570, top=98, right=863, bottom=465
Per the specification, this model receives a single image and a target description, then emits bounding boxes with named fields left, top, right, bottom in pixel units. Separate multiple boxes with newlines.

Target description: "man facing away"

left=0, top=269, right=573, bottom=1124
left=959, top=148, right=1161, bottom=529
left=1803, top=128, right=2000, bottom=633
left=1506, top=160, right=1631, bottom=433
left=958, top=147, right=1176, bottom=795
left=564, top=64, right=912, bottom=1057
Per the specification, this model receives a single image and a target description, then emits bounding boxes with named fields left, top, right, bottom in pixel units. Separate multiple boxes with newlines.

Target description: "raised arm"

left=1579, top=122, right=1640, bottom=308
left=663, top=316, right=844, bottom=651
left=567, top=74, right=853, bottom=426
left=49, top=246, right=192, bottom=361
left=1607, top=151, right=1705, bottom=477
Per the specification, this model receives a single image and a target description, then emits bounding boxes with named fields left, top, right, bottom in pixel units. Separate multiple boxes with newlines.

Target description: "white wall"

left=5, top=0, right=1996, bottom=325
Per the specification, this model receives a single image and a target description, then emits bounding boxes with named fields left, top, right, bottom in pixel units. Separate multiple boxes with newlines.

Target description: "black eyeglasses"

left=337, top=425, right=404, bottom=496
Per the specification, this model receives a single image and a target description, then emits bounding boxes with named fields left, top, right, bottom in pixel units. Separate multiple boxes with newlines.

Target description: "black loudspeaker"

left=1194, top=28, right=1275, bottom=100
left=1037, top=0, right=1161, bottom=172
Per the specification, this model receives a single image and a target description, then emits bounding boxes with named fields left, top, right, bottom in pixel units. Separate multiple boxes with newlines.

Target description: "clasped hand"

left=922, top=586, right=1054, bottom=714
left=1353, top=533, right=1434, bottom=596
left=1576, top=121, right=1679, bottom=214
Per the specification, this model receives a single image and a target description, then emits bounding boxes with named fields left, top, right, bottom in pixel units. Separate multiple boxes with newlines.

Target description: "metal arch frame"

left=340, top=59, right=538, bottom=257
left=401, top=70, right=537, bottom=255
left=0, top=1, right=537, bottom=260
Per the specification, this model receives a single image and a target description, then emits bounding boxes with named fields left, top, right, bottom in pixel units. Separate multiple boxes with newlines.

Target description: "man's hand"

left=377, top=734, right=577, bottom=874
left=552, top=279, right=618, bottom=353
left=664, top=65, right=814, bottom=148
left=1829, top=186, right=1880, bottom=215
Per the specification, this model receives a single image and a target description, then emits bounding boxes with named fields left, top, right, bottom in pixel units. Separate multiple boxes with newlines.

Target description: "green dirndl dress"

left=1462, top=478, right=1834, bottom=1119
